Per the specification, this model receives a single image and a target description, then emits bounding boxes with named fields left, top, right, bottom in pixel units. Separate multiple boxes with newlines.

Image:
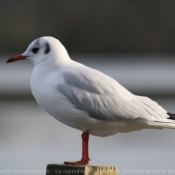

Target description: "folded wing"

left=59, top=66, right=168, bottom=122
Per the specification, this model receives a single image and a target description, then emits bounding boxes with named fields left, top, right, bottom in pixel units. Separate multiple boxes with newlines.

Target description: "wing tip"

left=167, top=112, right=175, bottom=120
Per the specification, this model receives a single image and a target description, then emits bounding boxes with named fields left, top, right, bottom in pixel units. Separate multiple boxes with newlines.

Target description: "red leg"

left=64, top=131, right=90, bottom=165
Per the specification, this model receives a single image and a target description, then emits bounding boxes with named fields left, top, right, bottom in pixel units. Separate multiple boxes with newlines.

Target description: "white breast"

left=31, top=66, right=92, bottom=128
left=31, top=64, right=148, bottom=137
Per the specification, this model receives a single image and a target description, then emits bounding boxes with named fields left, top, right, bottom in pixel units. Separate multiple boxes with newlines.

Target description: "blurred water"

left=1, top=98, right=175, bottom=175
left=1, top=55, right=175, bottom=175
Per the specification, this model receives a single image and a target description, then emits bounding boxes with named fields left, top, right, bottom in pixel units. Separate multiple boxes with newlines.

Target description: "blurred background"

left=1, top=0, right=175, bottom=174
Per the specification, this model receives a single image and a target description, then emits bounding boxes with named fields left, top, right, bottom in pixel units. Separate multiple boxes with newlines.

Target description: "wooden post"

left=46, top=164, right=118, bottom=175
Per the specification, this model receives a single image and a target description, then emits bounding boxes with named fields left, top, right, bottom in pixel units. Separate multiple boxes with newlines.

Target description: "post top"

left=46, top=164, right=118, bottom=175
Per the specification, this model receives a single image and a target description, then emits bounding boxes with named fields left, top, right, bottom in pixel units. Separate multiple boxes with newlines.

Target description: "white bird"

left=6, top=36, right=175, bottom=165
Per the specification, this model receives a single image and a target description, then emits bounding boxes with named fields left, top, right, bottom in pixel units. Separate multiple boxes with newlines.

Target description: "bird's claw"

left=64, top=159, right=90, bottom=166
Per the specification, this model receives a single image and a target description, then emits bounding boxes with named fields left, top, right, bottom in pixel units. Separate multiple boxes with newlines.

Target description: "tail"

left=146, top=112, right=175, bottom=130
left=135, top=96, right=175, bottom=130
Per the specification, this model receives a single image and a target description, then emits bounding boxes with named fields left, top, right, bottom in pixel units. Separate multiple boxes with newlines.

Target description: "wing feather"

left=58, top=67, right=168, bottom=121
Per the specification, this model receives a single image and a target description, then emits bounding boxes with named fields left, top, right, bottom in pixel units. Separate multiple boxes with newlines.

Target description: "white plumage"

left=8, top=36, right=175, bottom=137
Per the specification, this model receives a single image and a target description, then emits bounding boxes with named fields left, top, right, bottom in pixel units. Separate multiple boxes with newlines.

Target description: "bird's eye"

left=32, top=47, right=39, bottom=54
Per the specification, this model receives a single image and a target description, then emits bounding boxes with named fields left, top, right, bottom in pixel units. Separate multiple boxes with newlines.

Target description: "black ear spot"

left=45, top=42, right=50, bottom=54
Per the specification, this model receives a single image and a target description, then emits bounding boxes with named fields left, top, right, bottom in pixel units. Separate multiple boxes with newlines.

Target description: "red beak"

left=6, top=54, right=28, bottom=63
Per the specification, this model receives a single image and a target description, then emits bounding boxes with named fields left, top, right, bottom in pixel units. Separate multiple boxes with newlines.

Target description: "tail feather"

left=144, top=112, right=175, bottom=130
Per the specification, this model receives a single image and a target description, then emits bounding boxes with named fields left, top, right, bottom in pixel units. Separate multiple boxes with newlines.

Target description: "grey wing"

left=58, top=67, right=168, bottom=121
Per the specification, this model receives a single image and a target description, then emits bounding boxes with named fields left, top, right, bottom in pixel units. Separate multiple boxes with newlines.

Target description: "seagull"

left=6, top=36, right=175, bottom=165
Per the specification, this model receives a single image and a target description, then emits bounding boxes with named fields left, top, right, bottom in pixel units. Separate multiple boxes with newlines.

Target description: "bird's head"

left=6, top=36, right=70, bottom=66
